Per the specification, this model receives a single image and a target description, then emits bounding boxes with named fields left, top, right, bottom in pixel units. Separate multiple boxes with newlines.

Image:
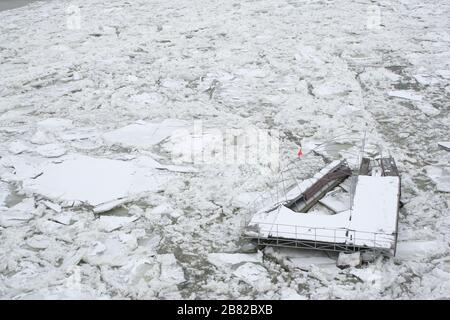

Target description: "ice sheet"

left=103, top=119, right=188, bottom=149
left=425, top=166, right=450, bottom=193
left=438, top=142, right=450, bottom=151
left=0, top=181, right=8, bottom=207
left=22, top=155, right=165, bottom=208
left=388, top=90, right=423, bottom=101
left=207, top=253, right=262, bottom=268
left=0, top=0, right=448, bottom=300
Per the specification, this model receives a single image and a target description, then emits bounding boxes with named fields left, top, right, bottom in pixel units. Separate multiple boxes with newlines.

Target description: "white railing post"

left=334, top=229, right=336, bottom=251
left=314, top=228, right=317, bottom=248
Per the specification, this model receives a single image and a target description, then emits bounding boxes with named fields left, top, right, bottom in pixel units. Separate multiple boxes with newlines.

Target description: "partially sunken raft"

left=245, top=157, right=401, bottom=255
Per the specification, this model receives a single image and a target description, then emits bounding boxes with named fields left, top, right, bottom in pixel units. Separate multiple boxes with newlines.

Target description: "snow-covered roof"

left=247, top=175, right=400, bottom=250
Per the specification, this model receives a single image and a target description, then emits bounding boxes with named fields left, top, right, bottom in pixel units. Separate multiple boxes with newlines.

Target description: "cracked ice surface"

left=0, top=0, right=450, bottom=299
left=22, top=155, right=167, bottom=207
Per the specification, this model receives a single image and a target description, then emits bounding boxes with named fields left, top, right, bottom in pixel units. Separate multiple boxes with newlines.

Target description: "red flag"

left=297, top=148, right=303, bottom=157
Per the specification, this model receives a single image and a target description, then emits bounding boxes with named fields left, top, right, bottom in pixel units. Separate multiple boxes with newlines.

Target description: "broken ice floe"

left=26, top=234, right=53, bottom=250
left=8, top=141, right=29, bottom=155
left=103, top=119, right=188, bottom=149
left=388, top=90, right=423, bottom=101
left=92, top=199, right=129, bottom=214
left=150, top=203, right=174, bottom=215
left=206, top=252, right=271, bottom=290
left=413, top=74, right=440, bottom=86
left=416, top=102, right=440, bottom=116
left=438, top=142, right=450, bottom=152
left=37, top=118, right=73, bottom=132
left=41, top=200, right=62, bottom=213
left=336, top=252, right=361, bottom=268
left=0, top=155, right=44, bottom=181
left=0, top=198, right=35, bottom=227
left=36, top=143, right=66, bottom=158
left=0, top=181, right=8, bottom=207
left=436, top=69, right=450, bottom=79
left=125, top=254, right=186, bottom=298
left=50, top=212, right=73, bottom=225
left=231, top=191, right=264, bottom=208
left=60, top=130, right=98, bottom=142
left=264, top=247, right=337, bottom=272
left=28, top=119, right=75, bottom=146
left=22, top=155, right=168, bottom=211
left=395, top=240, right=448, bottom=261
left=31, top=130, right=54, bottom=145
left=207, top=252, right=263, bottom=269
left=279, top=289, right=307, bottom=300
left=97, top=215, right=139, bottom=232
left=312, top=82, right=351, bottom=98
left=84, top=237, right=133, bottom=267
left=148, top=203, right=183, bottom=221
left=232, top=263, right=271, bottom=290
left=425, top=166, right=450, bottom=193
left=157, top=254, right=186, bottom=288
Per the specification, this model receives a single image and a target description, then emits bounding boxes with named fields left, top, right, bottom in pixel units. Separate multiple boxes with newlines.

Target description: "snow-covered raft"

left=244, top=157, right=401, bottom=256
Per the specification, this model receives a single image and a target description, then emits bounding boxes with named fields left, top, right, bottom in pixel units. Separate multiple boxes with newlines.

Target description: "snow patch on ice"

left=36, top=143, right=66, bottom=158
left=437, top=142, right=450, bottom=151
left=37, top=118, right=73, bottom=132
left=425, top=166, right=450, bottom=193
left=396, top=240, right=448, bottom=261
left=97, top=215, right=139, bottom=232
left=0, top=181, right=8, bottom=207
left=103, top=119, right=188, bottom=149
left=265, top=248, right=337, bottom=272
left=233, top=263, right=271, bottom=290
left=0, top=198, right=35, bottom=227
left=22, top=155, right=167, bottom=208
left=388, top=90, right=423, bottom=101
left=8, top=141, right=29, bottom=155
left=207, top=252, right=262, bottom=268
left=416, top=102, right=440, bottom=116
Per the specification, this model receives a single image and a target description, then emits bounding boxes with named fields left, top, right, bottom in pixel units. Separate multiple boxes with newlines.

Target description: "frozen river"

left=0, top=0, right=449, bottom=300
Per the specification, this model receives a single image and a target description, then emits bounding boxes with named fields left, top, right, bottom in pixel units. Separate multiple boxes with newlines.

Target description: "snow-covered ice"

left=207, top=253, right=262, bottom=268
left=36, top=143, right=66, bottom=158
left=387, top=90, right=423, bottom=101
left=22, top=155, right=167, bottom=209
left=337, top=252, right=361, bottom=268
left=425, top=166, right=450, bottom=193
left=103, top=119, right=188, bottom=150
left=8, top=141, right=29, bottom=155
left=0, top=181, right=8, bottom=207
left=0, top=198, right=35, bottom=227
left=0, top=0, right=449, bottom=300
left=438, top=142, right=450, bottom=151
left=97, top=215, right=139, bottom=232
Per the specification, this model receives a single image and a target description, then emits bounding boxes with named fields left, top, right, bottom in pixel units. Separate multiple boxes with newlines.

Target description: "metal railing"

left=242, top=220, right=396, bottom=254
